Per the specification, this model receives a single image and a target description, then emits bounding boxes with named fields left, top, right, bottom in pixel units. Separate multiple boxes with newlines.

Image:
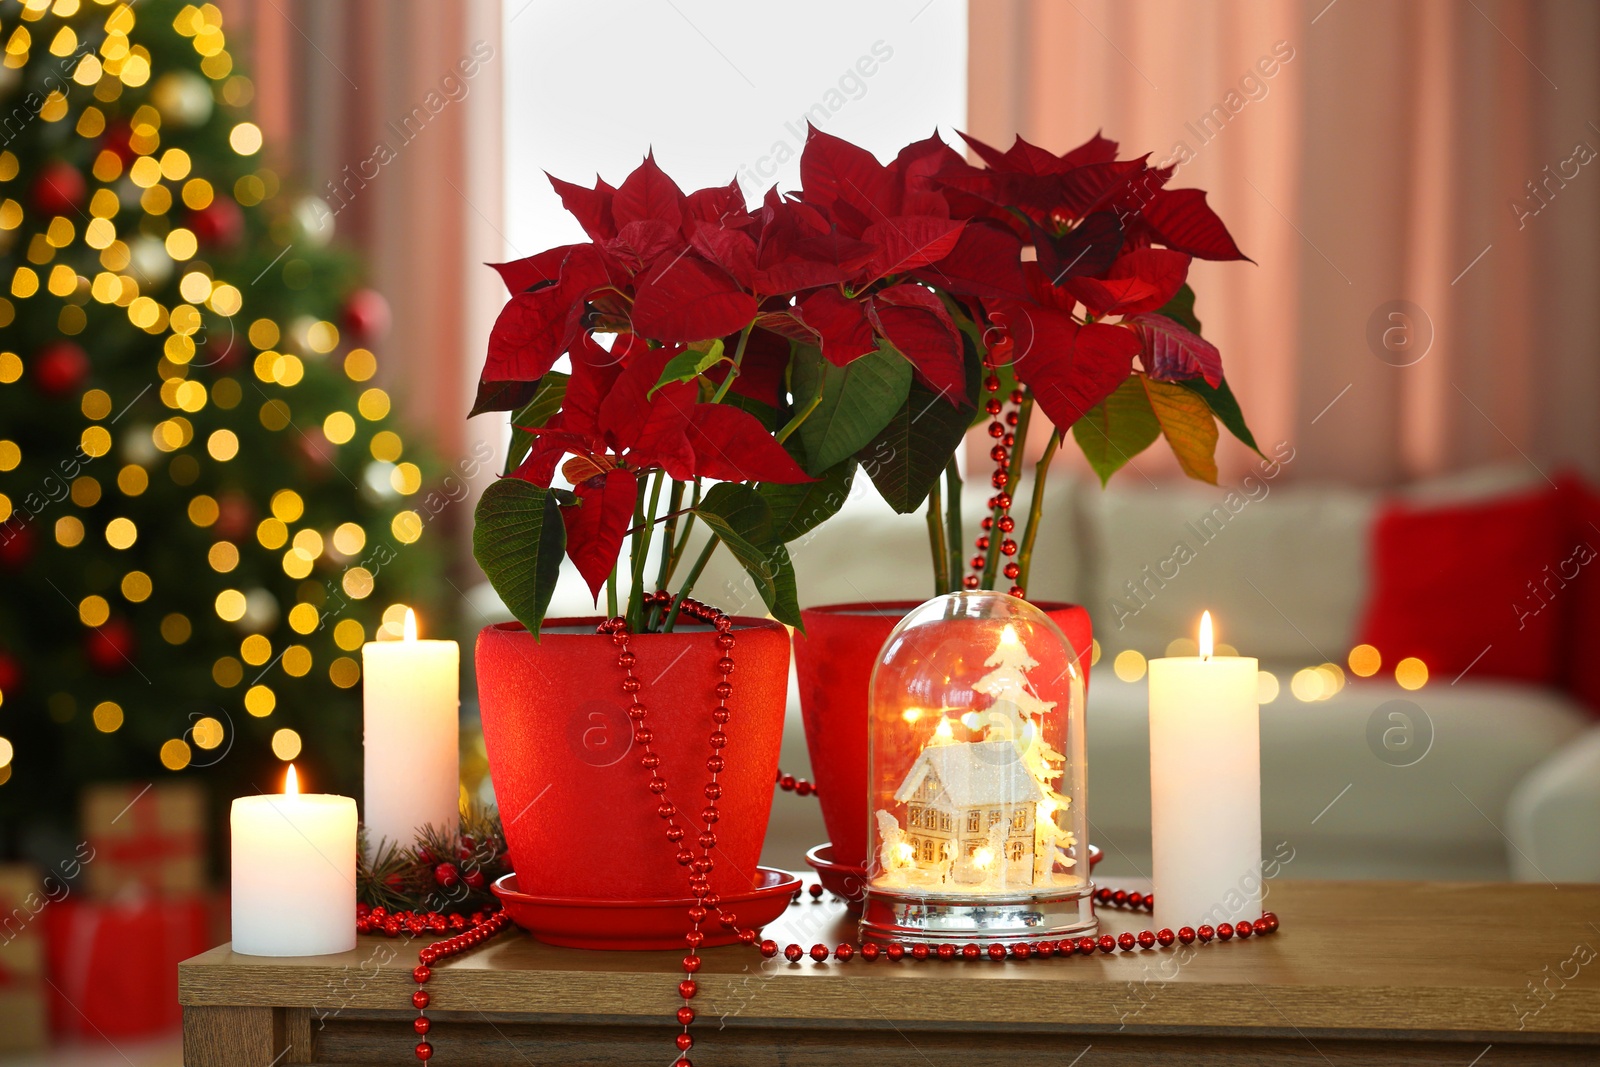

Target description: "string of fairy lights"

left=1100, top=638, right=1430, bottom=703
left=0, top=0, right=427, bottom=783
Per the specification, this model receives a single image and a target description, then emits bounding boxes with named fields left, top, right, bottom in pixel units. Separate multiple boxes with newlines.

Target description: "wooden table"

left=180, top=881, right=1600, bottom=1065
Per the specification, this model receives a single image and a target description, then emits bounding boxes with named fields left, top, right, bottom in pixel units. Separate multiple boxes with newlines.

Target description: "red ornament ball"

left=0, top=524, right=34, bottom=570
left=188, top=197, right=244, bottom=248
left=84, top=617, right=136, bottom=674
left=0, top=652, right=21, bottom=695
left=414, top=1040, right=433, bottom=1061
left=412, top=1017, right=430, bottom=1035
left=32, top=341, right=90, bottom=398
left=31, top=160, right=86, bottom=216
left=344, top=288, right=393, bottom=341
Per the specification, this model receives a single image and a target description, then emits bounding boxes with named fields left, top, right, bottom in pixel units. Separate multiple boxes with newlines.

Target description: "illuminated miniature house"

left=862, top=592, right=1095, bottom=942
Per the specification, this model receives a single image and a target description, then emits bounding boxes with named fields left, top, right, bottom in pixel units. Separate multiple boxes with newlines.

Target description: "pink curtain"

left=970, top=0, right=1600, bottom=485
left=224, top=0, right=504, bottom=492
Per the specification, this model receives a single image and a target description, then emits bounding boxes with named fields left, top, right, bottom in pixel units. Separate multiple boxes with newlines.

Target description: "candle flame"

left=1200, top=610, right=1214, bottom=660
left=285, top=763, right=299, bottom=795
left=933, top=718, right=954, bottom=744
left=403, top=608, right=418, bottom=642
left=1000, top=623, right=1019, bottom=647
left=973, top=847, right=994, bottom=871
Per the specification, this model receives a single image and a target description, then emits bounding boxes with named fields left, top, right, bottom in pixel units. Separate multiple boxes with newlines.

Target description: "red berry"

left=434, top=863, right=460, bottom=889
left=32, top=341, right=90, bottom=397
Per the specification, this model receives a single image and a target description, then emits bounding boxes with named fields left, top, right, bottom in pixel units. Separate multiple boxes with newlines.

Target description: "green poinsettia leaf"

left=473, top=478, right=566, bottom=637
left=1177, top=375, right=1262, bottom=455
left=857, top=378, right=972, bottom=514
left=1156, top=282, right=1202, bottom=335
left=1071, top=376, right=1162, bottom=486
left=648, top=339, right=727, bottom=398
left=759, top=458, right=855, bottom=544
left=693, top=484, right=801, bottom=628
left=793, top=342, right=913, bottom=476
left=1142, top=375, right=1219, bottom=484
left=503, top=371, right=569, bottom=476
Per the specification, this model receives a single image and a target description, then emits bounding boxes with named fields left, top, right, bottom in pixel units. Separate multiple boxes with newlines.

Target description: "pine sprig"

left=356, top=802, right=511, bottom=915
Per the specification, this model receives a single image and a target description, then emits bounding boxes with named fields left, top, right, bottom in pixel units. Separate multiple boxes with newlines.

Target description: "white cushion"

left=1079, top=479, right=1375, bottom=661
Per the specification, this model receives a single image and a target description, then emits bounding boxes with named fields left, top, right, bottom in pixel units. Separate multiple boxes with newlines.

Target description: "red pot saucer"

left=805, top=841, right=1104, bottom=913
left=492, top=867, right=802, bottom=951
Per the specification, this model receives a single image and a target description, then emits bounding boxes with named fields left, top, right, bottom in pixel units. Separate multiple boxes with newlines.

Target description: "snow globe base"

left=861, top=881, right=1098, bottom=943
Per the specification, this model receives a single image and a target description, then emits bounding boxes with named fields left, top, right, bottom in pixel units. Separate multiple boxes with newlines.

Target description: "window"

left=940, top=812, right=952, bottom=832
left=908, top=804, right=921, bottom=829
left=966, top=810, right=981, bottom=833
left=1010, top=841, right=1025, bottom=861
left=922, top=838, right=935, bottom=862
left=988, top=809, right=1002, bottom=826
left=1011, top=810, right=1026, bottom=831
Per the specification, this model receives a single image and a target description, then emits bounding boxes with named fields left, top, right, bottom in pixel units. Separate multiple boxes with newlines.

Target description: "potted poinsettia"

left=782, top=129, right=1261, bottom=879
left=469, top=148, right=999, bottom=924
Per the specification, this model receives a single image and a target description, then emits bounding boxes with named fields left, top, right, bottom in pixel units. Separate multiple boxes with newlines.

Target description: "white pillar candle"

left=362, top=609, right=460, bottom=854
left=231, top=765, right=357, bottom=956
left=1148, top=611, right=1261, bottom=931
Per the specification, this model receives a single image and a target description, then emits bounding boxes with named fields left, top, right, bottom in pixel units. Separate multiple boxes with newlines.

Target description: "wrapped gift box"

left=44, top=895, right=211, bottom=1038
left=0, top=864, right=52, bottom=1052
left=81, top=780, right=207, bottom=901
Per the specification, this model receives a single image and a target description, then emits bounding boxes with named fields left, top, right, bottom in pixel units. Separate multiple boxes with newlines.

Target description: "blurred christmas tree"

left=0, top=0, right=442, bottom=832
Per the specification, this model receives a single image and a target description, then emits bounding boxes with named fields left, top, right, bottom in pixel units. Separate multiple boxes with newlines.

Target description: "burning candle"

left=362, top=609, right=460, bottom=854
left=230, top=765, right=357, bottom=956
left=1148, top=611, right=1261, bottom=931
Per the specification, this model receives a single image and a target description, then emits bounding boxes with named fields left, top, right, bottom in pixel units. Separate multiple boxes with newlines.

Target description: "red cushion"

left=1557, top=473, right=1600, bottom=715
left=1357, top=485, right=1567, bottom=686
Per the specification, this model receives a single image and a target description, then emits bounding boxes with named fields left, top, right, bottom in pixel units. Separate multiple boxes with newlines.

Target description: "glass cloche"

left=861, top=592, right=1096, bottom=942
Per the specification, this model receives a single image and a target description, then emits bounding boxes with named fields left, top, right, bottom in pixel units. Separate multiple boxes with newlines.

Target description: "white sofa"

left=468, top=466, right=1600, bottom=883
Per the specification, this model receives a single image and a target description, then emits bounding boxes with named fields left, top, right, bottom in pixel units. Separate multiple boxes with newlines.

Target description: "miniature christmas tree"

left=0, top=0, right=440, bottom=829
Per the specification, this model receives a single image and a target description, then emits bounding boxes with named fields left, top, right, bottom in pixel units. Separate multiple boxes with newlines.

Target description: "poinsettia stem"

left=926, top=477, right=949, bottom=595
left=665, top=480, right=702, bottom=585
left=944, top=459, right=963, bottom=592
left=655, top=481, right=685, bottom=593
left=607, top=569, right=618, bottom=619
left=982, top=393, right=1032, bottom=588
left=1016, top=429, right=1061, bottom=594
left=663, top=535, right=720, bottom=633
left=630, top=471, right=664, bottom=631
left=708, top=322, right=755, bottom=405
left=776, top=385, right=824, bottom=444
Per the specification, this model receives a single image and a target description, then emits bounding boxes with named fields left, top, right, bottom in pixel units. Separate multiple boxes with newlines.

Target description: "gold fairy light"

left=281, top=645, right=313, bottom=677
left=45, top=218, right=74, bottom=247
left=208, top=541, right=238, bottom=573
left=192, top=717, right=224, bottom=750
left=306, top=321, right=339, bottom=353
left=209, top=283, right=241, bottom=316
left=120, top=570, right=152, bottom=602
left=81, top=389, right=112, bottom=419
left=271, top=729, right=302, bottom=761
left=80, top=426, right=111, bottom=457
left=0, top=440, right=19, bottom=470
left=333, top=619, right=364, bottom=651
left=357, top=388, right=390, bottom=420
left=331, top=522, right=365, bottom=556
left=391, top=511, right=422, bottom=544
left=329, top=657, right=360, bottom=688
left=0, top=353, right=20, bottom=382
left=256, top=518, right=287, bottom=549
left=105, top=517, right=138, bottom=549
left=229, top=122, right=262, bottom=155
left=215, top=589, right=246, bottom=622
left=159, top=739, right=191, bottom=771
left=343, top=348, right=376, bottom=382
left=323, top=411, right=355, bottom=444
left=187, top=495, right=219, bottom=527
left=270, top=489, right=304, bottom=523
left=140, top=184, right=172, bottom=215
left=240, top=634, right=271, bottom=666
left=389, top=462, right=421, bottom=495
left=55, top=516, right=84, bottom=547
left=287, top=605, right=318, bottom=634
left=93, top=702, right=124, bottom=733
left=341, top=567, right=374, bottom=599
left=212, top=379, right=242, bottom=409
left=85, top=218, right=115, bottom=249
left=212, top=656, right=243, bottom=687
left=0, top=201, right=21, bottom=230
left=12, top=267, right=40, bottom=298
left=244, top=684, right=275, bottom=717
left=79, top=595, right=110, bottom=627
left=369, top=430, right=402, bottom=462
left=117, top=464, right=148, bottom=496
left=160, top=613, right=191, bottom=644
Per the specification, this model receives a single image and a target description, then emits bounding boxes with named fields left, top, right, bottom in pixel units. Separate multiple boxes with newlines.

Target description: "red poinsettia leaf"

left=893, top=132, right=965, bottom=197
left=798, top=288, right=876, bottom=366
left=603, top=219, right=685, bottom=273
left=597, top=346, right=690, bottom=449
left=869, top=287, right=965, bottom=404
left=630, top=254, right=758, bottom=342
left=1031, top=211, right=1124, bottom=285
left=704, top=327, right=790, bottom=410
left=490, top=244, right=572, bottom=295
left=1106, top=249, right=1192, bottom=314
left=684, top=177, right=748, bottom=226
left=909, top=219, right=1029, bottom=300
left=561, top=468, right=637, bottom=600
left=509, top=430, right=576, bottom=488
left=1128, top=311, right=1224, bottom=386
left=1062, top=275, right=1161, bottom=319
left=612, top=153, right=686, bottom=231
left=800, top=126, right=898, bottom=218
left=482, top=285, right=581, bottom=383
left=1005, top=307, right=1140, bottom=430
left=561, top=453, right=617, bottom=486
left=1061, top=131, right=1121, bottom=168
left=546, top=173, right=617, bottom=243
left=1052, top=157, right=1153, bottom=217
left=1002, top=134, right=1078, bottom=176
left=686, top=404, right=812, bottom=483
left=1022, top=261, right=1080, bottom=314
left=753, top=310, right=818, bottom=345
left=862, top=215, right=967, bottom=280
left=1140, top=188, right=1251, bottom=262
left=956, top=131, right=1011, bottom=171
left=688, top=221, right=758, bottom=289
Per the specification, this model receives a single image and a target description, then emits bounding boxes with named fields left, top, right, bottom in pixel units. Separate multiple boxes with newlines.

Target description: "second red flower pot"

left=792, top=600, right=1093, bottom=874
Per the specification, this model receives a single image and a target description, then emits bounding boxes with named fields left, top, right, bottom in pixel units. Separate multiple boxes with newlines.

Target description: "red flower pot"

left=793, top=600, right=1092, bottom=872
left=476, top=617, right=789, bottom=905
